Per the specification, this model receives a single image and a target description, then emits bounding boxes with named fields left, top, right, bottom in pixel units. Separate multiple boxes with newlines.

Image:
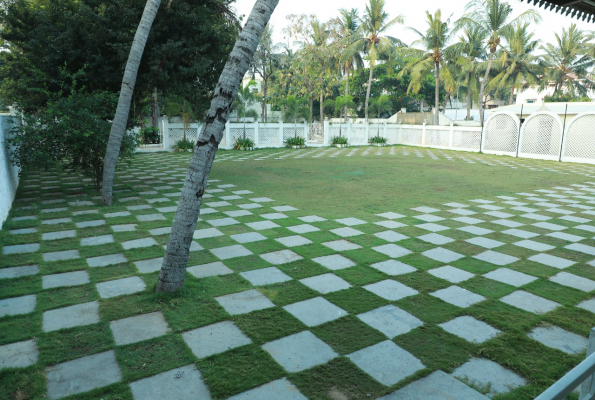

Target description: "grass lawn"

left=1, top=145, right=595, bottom=399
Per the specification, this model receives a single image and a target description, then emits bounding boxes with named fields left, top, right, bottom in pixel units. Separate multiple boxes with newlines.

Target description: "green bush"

left=8, top=91, right=136, bottom=191
left=370, top=136, right=387, bottom=144
left=284, top=136, right=305, bottom=148
left=173, top=138, right=194, bottom=152
left=139, top=126, right=161, bottom=144
left=233, top=137, right=254, bottom=150
left=331, top=136, right=349, bottom=145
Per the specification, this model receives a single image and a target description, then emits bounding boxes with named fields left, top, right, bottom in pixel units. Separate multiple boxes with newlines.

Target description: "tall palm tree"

left=156, top=0, right=279, bottom=293
left=458, top=0, right=540, bottom=125
left=338, top=8, right=364, bottom=121
left=541, top=24, right=595, bottom=97
left=347, top=0, right=404, bottom=121
left=102, top=0, right=161, bottom=206
left=489, top=23, right=542, bottom=105
left=400, top=10, right=457, bottom=125
left=451, top=25, right=487, bottom=120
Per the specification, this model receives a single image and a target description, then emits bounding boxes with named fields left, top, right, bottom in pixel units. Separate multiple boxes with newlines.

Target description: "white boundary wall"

left=0, top=115, right=20, bottom=229
left=155, top=112, right=595, bottom=165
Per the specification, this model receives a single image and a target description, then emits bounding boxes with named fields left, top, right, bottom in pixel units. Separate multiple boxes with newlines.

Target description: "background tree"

left=250, top=24, right=279, bottom=122
left=459, top=0, right=540, bottom=124
left=400, top=10, right=456, bottom=125
left=369, top=94, right=392, bottom=136
left=338, top=8, right=365, bottom=121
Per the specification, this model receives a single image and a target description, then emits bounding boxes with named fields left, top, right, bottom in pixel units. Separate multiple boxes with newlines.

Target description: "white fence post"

left=398, top=123, right=403, bottom=144
left=254, top=121, right=259, bottom=148
left=225, top=122, right=231, bottom=150
left=449, top=123, right=454, bottom=149
left=279, top=121, right=284, bottom=147
left=303, top=123, right=308, bottom=146
left=383, top=122, right=388, bottom=139
left=347, top=121, right=352, bottom=144
left=422, top=123, right=427, bottom=146
left=580, top=328, right=595, bottom=399
left=162, top=118, right=170, bottom=150
left=324, top=120, right=330, bottom=145
left=365, top=122, right=370, bottom=144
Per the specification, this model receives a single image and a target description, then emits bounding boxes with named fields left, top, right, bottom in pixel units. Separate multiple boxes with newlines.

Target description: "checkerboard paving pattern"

left=2, top=154, right=595, bottom=399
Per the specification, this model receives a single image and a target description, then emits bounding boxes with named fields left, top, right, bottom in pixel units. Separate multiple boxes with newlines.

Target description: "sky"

left=231, top=0, right=594, bottom=49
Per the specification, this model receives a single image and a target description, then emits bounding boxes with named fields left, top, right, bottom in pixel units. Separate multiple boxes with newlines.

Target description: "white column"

left=324, top=120, right=330, bottom=145
left=225, top=122, right=231, bottom=150
left=383, top=122, right=388, bottom=139
left=279, top=121, right=284, bottom=147
left=422, top=123, right=427, bottom=146
left=449, top=123, right=454, bottom=149
left=162, top=118, right=170, bottom=151
left=365, top=122, right=370, bottom=144
left=304, top=122, right=308, bottom=146
left=254, top=121, right=259, bottom=148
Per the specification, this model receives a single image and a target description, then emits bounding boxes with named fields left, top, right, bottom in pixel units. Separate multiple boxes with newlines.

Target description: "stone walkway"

left=1, top=153, right=595, bottom=399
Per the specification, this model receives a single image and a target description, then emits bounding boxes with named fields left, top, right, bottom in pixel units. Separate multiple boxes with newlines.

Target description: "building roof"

left=520, top=0, right=595, bottom=22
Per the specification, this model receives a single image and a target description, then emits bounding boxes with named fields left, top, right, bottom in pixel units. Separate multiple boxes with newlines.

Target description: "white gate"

left=561, top=112, right=595, bottom=164
left=482, top=112, right=520, bottom=156
left=519, top=112, right=564, bottom=161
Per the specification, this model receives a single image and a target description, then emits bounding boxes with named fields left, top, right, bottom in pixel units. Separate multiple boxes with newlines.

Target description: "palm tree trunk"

left=434, top=62, right=440, bottom=126
left=466, top=76, right=472, bottom=120
left=263, top=80, right=268, bottom=122
left=478, top=50, right=495, bottom=126
left=509, top=85, right=515, bottom=105
left=101, top=0, right=161, bottom=206
left=365, top=64, right=374, bottom=121
left=155, top=0, right=279, bottom=293
left=344, top=63, right=350, bottom=122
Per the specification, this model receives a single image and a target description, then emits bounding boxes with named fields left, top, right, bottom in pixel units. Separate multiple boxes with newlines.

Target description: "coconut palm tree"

left=400, top=10, right=457, bottom=125
left=541, top=24, right=595, bottom=97
left=489, top=23, right=542, bottom=105
left=458, top=0, right=540, bottom=125
left=338, top=8, right=364, bottom=122
left=232, top=80, right=257, bottom=139
left=347, top=0, right=404, bottom=121
left=156, top=0, right=279, bottom=293
left=101, top=0, right=161, bottom=206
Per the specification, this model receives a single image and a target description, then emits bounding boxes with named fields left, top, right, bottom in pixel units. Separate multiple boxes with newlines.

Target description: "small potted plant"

left=369, top=136, right=387, bottom=146
left=331, top=136, right=349, bottom=148
left=233, top=137, right=255, bottom=151
left=284, top=136, right=306, bottom=149
left=173, top=138, right=194, bottom=152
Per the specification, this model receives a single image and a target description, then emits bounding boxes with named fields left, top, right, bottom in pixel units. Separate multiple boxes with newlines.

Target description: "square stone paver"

left=549, top=272, right=595, bottom=292
left=431, top=286, right=486, bottom=308
left=43, top=249, right=80, bottom=262
left=376, top=212, right=406, bottom=219
left=466, top=237, right=505, bottom=249
left=0, top=295, right=36, bottom=318
left=502, top=229, right=539, bottom=239
left=412, top=206, right=440, bottom=213
left=416, top=223, right=449, bottom=232
left=533, top=222, right=567, bottom=231
left=42, top=301, right=99, bottom=332
left=211, top=245, right=252, bottom=260
left=272, top=206, right=298, bottom=212
left=428, top=266, right=474, bottom=283
left=452, top=358, right=526, bottom=397
left=330, top=227, right=363, bottom=237
left=336, top=217, right=367, bottom=226
left=458, top=226, right=493, bottom=235
left=238, top=203, right=263, bottom=210
left=76, top=219, right=106, bottom=229
left=45, top=350, right=122, bottom=399
left=375, top=220, right=407, bottom=229
left=500, top=291, right=560, bottom=314
left=121, top=237, right=158, bottom=250
left=358, top=305, right=423, bottom=338
left=372, top=244, right=412, bottom=258
left=96, top=276, right=146, bottom=299
left=528, top=326, right=588, bottom=354
left=260, top=249, right=303, bottom=265
left=129, top=364, right=211, bottom=400
left=312, top=254, right=356, bottom=270
left=231, top=232, right=267, bottom=243
left=492, top=219, right=524, bottom=228
left=439, top=316, right=501, bottom=343
left=42, top=217, right=72, bottom=225
left=370, top=260, right=416, bottom=276
left=247, top=221, right=281, bottom=230
left=379, top=370, right=489, bottom=400
left=149, top=227, right=171, bottom=236
left=227, top=377, right=307, bottom=400
left=422, top=247, right=464, bottom=263
left=208, top=217, right=240, bottom=227
left=136, top=213, right=166, bottom=222
left=514, top=240, right=554, bottom=252
left=299, top=273, right=351, bottom=294
left=187, top=261, right=234, bottom=279
left=452, top=217, right=485, bottom=225
left=112, top=224, right=137, bottom=232
left=240, top=267, right=292, bottom=286
left=261, top=213, right=288, bottom=220
left=528, top=253, right=575, bottom=269
left=473, top=251, right=519, bottom=266
left=3, top=243, right=40, bottom=255
left=374, top=231, right=409, bottom=242
left=110, top=312, right=169, bottom=345
left=299, top=215, right=326, bottom=222
left=42, top=230, right=76, bottom=241
left=250, top=197, right=274, bottom=203
left=42, top=270, right=90, bottom=289
left=322, top=240, right=362, bottom=251
left=547, top=232, right=584, bottom=242
left=275, top=235, right=312, bottom=247
left=284, top=297, right=348, bottom=326
left=0, top=339, right=38, bottom=370
left=577, top=298, right=595, bottom=313
left=225, top=210, right=252, bottom=218
left=566, top=243, right=595, bottom=255
left=262, top=331, right=337, bottom=373
left=347, top=341, right=425, bottom=386
left=81, top=234, right=114, bottom=246
left=483, top=268, right=537, bottom=287
left=363, top=280, right=418, bottom=301
left=416, top=214, right=445, bottom=222
left=134, top=257, right=163, bottom=274
left=193, top=228, right=223, bottom=239
left=10, top=228, right=37, bottom=235
left=0, top=265, right=39, bottom=280
left=215, top=289, right=275, bottom=315
left=87, top=253, right=127, bottom=267
left=418, top=233, right=454, bottom=245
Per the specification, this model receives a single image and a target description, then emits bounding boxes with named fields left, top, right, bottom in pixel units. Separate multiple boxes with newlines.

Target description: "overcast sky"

left=232, top=0, right=594, bottom=49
